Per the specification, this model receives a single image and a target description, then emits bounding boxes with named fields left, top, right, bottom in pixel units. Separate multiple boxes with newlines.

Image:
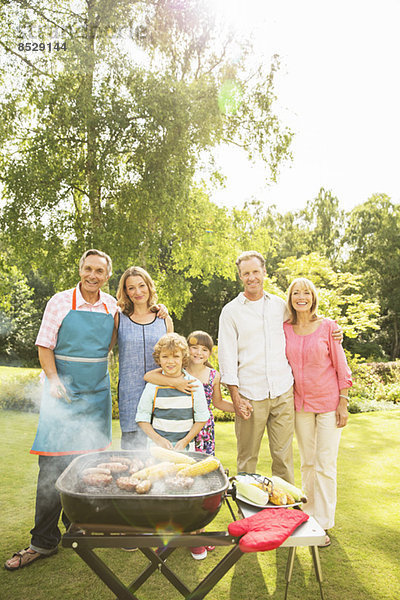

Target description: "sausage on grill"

left=129, top=459, right=145, bottom=474
left=116, top=476, right=140, bottom=492
left=82, top=473, right=113, bottom=486
left=97, top=462, right=129, bottom=473
left=82, top=467, right=111, bottom=476
left=109, top=456, right=133, bottom=467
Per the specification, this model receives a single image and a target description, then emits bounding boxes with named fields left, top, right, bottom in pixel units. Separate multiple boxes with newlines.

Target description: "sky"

left=206, top=0, right=400, bottom=214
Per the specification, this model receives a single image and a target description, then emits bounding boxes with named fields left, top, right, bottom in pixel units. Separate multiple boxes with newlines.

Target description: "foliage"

left=348, top=397, right=399, bottom=414
left=109, top=352, right=119, bottom=420
left=0, top=0, right=292, bottom=302
left=0, top=367, right=41, bottom=411
left=275, top=252, right=380, bottom=339
left=298, top=188, right=345, bottom=263
left=0, top=256, right=41, bottom=364
left=344, top=195, right=400, bottom=358
left=246, top=188, right=345, bottom=269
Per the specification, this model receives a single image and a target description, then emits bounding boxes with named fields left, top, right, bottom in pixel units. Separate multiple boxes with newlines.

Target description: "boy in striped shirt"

left=136, top=333, right=209, bottom=451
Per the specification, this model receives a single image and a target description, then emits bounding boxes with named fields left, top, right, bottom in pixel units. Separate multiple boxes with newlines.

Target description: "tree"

left=275, top=253, right=380, bottom=341
left=299, top=188, right=345, bottom=263
left=344, top=195, right=400, bottom=359
left=0, top=255, right=40, bottom=364
left=0, top=0, right=292, bottom=302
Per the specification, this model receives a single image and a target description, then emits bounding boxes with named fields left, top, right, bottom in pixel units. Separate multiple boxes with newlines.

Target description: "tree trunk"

left=391, top=315, right=399, bottom=360
left=85, top=1, right=102, bottom=236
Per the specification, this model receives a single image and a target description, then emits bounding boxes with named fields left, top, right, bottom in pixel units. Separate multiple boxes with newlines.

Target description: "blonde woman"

left=283, top=277, right=352, bottom=547
left=115, top=266, right=173, bottom=449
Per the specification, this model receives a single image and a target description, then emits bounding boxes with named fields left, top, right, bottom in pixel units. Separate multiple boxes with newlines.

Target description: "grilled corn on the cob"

left=178, top=456, right=220, bottom=478
left=150, top=446, right=196, bottom=465
left=268, top=486, right=288, bottom=506
left=270, top=476, right=307, bottom=503
left=133, top=461, right=183, bottom=481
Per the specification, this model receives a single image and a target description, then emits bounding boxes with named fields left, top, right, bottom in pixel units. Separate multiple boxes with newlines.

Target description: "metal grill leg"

left=284, top=547, right=296, bottom=600
left=310, top=546, right=325, bottom=600
left=73, top=546, right=138, bottom=600
left=185, top=545, right=244, bottom=600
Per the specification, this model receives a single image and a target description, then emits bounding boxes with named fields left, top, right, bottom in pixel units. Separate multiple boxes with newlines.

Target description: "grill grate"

left=60, top=450, right=227, bottom=498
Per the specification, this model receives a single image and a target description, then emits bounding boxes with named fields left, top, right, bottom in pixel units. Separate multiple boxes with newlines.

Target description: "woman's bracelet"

left=339, top=394, right=349, bottom=402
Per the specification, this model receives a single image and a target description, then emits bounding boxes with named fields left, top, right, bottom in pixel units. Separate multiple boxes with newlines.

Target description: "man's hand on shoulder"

left=155, top=304, right=168, bottom=319
left=332, top=323, right=343, bottom=343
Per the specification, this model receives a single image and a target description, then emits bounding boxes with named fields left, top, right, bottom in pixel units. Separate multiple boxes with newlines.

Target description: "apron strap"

left=72, top=287, right=109, bottom=313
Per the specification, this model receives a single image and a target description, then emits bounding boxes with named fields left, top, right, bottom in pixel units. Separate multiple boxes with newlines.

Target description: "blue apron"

left=31, top=289, right=115, bottom=456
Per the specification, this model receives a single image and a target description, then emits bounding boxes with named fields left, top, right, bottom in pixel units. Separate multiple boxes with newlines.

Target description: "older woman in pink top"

left=283, top=277, right=352, bottom=548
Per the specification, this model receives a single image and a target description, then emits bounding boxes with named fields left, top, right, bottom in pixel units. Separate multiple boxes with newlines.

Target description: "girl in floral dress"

left=186, top=331, right=234, bottom=455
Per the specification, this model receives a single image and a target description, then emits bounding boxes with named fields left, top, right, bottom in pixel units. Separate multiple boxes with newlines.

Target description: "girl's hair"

left=153, top=333, right=189, bottom=368
left=116, top=266, right=158, bottom=316
left=187, top=330, right=213, bottom=352
left=286, top=277, right=319, bottom=324
left=187, top=330, right=214, bottom=367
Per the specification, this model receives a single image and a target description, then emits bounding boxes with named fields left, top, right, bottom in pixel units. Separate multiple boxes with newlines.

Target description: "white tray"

left=234, top=474, right=301, bottom=509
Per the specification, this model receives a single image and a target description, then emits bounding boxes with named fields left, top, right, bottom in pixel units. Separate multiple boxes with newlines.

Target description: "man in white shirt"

left=218, top=251, right=295, bottom=482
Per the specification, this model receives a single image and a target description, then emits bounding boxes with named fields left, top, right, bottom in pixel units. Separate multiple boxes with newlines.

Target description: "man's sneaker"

left=190, top=546, right=207, bottom=560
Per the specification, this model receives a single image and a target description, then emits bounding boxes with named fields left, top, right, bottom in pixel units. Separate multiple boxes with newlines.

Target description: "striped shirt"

left=136, top=370, right=209, bottom=444
left=35, top=283, right=117, bottom=350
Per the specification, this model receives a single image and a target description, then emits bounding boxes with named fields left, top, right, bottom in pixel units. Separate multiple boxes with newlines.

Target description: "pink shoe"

left=190, top=546, right=207, bottom=560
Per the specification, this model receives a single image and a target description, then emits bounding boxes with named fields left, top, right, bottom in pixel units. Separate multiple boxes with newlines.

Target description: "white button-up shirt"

left=218, top=292, right=293, bottom=400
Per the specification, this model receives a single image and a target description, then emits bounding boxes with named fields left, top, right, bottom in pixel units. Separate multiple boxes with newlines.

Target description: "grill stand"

left=62, top=498, right=325, bottom=600
left=62, top=530, right=243, bottom=600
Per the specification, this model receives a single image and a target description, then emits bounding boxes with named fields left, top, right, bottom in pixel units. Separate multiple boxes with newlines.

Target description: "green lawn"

left=0, top=410, right=399, bottom=600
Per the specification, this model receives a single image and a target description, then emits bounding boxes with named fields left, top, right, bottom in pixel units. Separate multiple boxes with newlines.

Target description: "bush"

left=109, top=353, right=119, bottom=419
left=348, top=397, right=399, bottom=413
left=3, top=355, right=400, bottom=419
left=363, top=361, right=400, bottom=384
left=0, top=368, right=41, bottom=411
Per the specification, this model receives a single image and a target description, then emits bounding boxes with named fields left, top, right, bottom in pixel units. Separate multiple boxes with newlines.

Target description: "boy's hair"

left=153, top=333, right=189, bottom=368
left=187, top=330, right=213, bottom=353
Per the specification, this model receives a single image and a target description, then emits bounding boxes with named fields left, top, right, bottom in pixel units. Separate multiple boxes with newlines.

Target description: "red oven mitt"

left=228, top=508, right=309, bottom=552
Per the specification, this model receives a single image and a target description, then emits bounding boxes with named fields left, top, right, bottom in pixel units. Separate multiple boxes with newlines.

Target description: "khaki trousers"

left=235, top=387, right=295, bottom=483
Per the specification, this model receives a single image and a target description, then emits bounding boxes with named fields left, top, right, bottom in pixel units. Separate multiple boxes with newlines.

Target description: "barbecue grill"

left=58, top=449, right=242, bottom=599
left=58, top=453, right=326, bottom=600
left=56, top=450, right=229, bottom=532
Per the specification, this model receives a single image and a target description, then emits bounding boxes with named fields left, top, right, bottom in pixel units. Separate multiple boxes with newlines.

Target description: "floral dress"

left=194, top=369, right=216, bottom=455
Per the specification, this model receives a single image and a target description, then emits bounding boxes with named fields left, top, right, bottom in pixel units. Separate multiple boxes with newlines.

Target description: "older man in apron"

left=5, top=249, right=117, bottom=571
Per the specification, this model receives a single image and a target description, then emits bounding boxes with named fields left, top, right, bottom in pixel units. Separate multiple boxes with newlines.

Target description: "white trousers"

left=295, top=409, right=341, bottom=530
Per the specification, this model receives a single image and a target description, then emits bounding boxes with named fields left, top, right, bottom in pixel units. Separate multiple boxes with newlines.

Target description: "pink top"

left=283, top=318, right=352, bottom=413
left=36, top=283, right=117, bottom=350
